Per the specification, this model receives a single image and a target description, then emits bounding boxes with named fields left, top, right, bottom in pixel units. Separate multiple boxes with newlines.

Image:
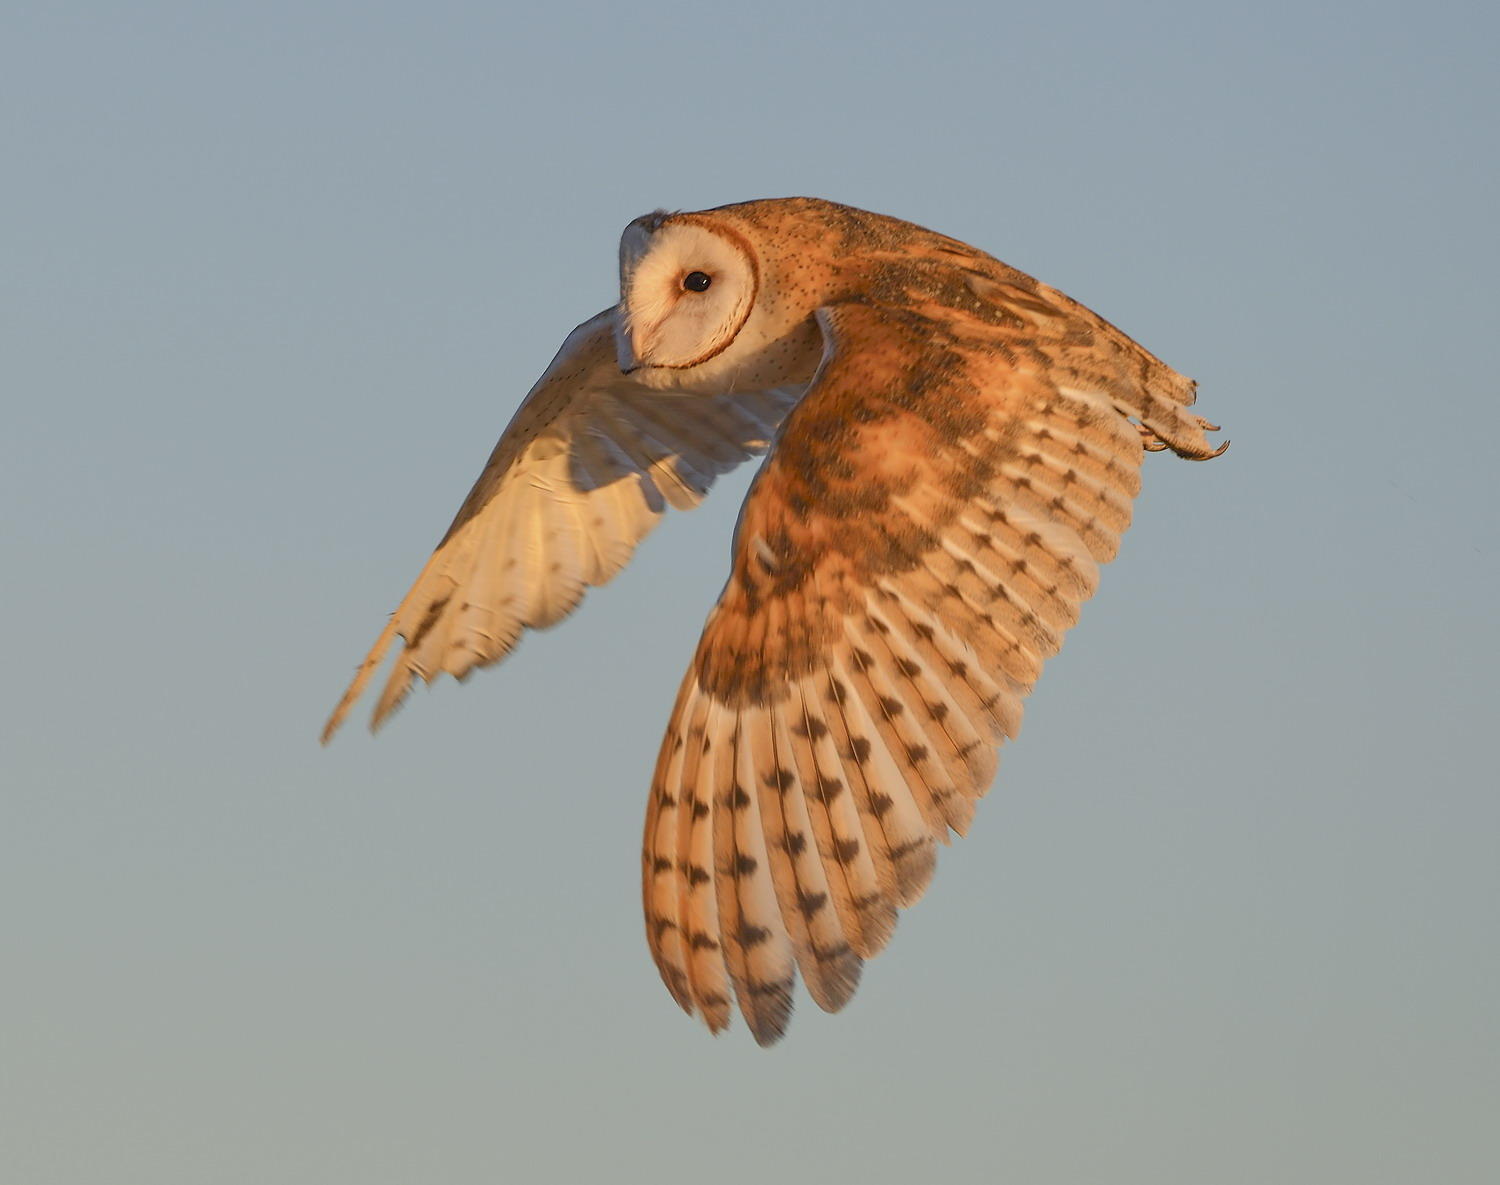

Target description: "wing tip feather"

left=320, top=615, right=401, bottom=745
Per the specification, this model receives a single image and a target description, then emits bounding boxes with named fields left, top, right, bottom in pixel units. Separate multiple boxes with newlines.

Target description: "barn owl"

left=323, top=197, right=1225, bottom=1045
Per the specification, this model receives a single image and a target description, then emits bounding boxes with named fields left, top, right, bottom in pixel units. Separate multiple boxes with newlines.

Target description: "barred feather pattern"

left=323, top=309, right=802, bottom=740
left=643, top=295, right=1222, bottom=1044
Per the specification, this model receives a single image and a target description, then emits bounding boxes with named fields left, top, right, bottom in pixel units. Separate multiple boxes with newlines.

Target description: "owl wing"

left=322, top=308, right=803, bottom=741
left=642, top=292, right=1224, bottom=1045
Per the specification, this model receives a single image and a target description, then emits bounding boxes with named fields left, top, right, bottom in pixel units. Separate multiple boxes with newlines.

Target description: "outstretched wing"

left=642, top=293, right=1223, bottom=1045
left=323, top=308, right=803, bottom=741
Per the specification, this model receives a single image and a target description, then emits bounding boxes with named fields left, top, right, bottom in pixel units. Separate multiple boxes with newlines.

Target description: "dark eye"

left=682, top=271, right=713, bottom=293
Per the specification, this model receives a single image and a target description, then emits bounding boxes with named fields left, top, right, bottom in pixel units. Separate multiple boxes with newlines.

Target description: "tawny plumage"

left=324, top=197, right=1225, bottom=1045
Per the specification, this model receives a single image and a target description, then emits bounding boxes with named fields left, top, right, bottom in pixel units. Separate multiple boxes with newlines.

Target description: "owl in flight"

left=323, top=198, right=1224, bottom=1045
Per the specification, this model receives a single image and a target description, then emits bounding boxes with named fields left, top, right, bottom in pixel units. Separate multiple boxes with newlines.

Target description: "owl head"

left=614, top=211, right=763, bottom=377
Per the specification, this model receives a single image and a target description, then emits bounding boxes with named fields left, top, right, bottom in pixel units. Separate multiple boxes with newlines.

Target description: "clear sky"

left=4, top=2, right=1497, bottom=1182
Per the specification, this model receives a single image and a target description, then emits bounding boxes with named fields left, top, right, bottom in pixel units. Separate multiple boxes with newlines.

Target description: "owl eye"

left=682, top=271, right=713, bottom=293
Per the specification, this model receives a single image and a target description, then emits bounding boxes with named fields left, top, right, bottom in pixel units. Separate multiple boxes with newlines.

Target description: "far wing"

left=641, top=297, right=1223, bottom=1044
left=323, top=308, right=802, bottom=741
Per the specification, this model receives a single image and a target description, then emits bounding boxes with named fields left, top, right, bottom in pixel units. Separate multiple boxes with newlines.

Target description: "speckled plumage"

left=324, top=197, right=1225, bottom=1045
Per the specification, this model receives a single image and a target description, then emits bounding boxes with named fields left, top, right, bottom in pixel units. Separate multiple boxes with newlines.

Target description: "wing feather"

left=767, top=704, right=862, bottom=1013
left=779, top=681, right=867, bottom=984
left=687, top=700, right=735, bottom=1031
left=864, top=588, right=994, bottom=833
left=323, top=310, right=804, bottom=741
left=718, top=710, right=796, bottom=1044
left=830, top=634, right=939, bottom=903
left=643, top=293, right=1223, bottom=1041
left=790, top=666, right=892, bottom=960
left=642, top=684, right=694, bottom=1013
left=842, top=608, right=950, bottom=842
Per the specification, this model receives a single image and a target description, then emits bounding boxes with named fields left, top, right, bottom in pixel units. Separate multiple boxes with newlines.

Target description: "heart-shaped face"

left=616, top=216, right=758, bottom=373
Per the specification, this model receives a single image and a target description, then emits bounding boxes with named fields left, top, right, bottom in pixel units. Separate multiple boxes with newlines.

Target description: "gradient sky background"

left=5, top=2, right=1497, bottom=1182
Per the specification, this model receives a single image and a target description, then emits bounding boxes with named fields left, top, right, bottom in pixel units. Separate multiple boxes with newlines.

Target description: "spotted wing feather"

left=642, top=293, right=1222, bottom=1044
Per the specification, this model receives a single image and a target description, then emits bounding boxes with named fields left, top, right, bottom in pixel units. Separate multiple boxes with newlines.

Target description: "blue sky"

left=4, top=3, right=1497, bottom=1182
